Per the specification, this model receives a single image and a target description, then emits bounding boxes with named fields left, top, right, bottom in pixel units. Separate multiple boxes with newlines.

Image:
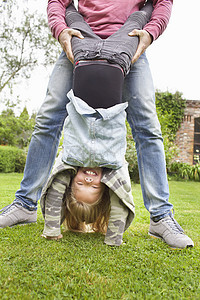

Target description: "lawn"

left=0, top=173, right=200, bottom=299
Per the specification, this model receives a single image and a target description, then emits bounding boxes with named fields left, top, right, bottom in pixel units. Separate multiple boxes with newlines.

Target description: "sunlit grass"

left=0, top=173, right=200, bottom=299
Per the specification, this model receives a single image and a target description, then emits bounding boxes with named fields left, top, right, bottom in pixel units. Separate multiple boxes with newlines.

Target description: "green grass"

left=0, top=173, right=200, bottom=299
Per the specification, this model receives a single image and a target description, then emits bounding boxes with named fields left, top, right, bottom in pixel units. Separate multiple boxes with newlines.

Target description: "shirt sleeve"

left=47, top=0, right=71, bottom=40
left=42, top=172, right=70, bottom=237
left=104, top=190, right=129, bottom=246
left=143, top=0, right=173, bottom=40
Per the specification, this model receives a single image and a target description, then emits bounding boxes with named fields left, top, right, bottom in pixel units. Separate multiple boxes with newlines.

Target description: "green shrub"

left=155, top=91, right=186, bottom=171
left=155, top=91, right=186, bottom=141
left=168, top=161, right=200, bottom=181
left=163, top=136, right=179, bottom=170
left=0, top=146, right=26, bottom=173
left=125, top=122, right=140, bottom=183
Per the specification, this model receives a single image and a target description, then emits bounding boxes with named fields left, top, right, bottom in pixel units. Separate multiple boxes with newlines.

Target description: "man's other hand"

left=128, top=29, right=152, bottom=64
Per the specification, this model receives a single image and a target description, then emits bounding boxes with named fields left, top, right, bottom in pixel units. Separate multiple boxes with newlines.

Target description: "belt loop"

left=96, top=41, right=103, bottom=55
left=84, top=50, right=89, bottom=58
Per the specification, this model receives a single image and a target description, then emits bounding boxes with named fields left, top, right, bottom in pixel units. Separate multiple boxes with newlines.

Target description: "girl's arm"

left=41, top=173, right=69, bottom=239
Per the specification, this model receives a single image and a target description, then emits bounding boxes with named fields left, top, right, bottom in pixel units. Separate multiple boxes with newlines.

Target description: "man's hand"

left=58, top=28, right=84, bottom=63
left=128, top=29, right=153, bottom=64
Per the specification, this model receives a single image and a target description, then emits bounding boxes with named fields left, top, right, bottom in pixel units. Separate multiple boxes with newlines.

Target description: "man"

left=0, top=0, right=194, bottom=249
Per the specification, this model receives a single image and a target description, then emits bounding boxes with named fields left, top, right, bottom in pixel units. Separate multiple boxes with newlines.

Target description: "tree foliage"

left=0, top=0, right=59, bottom=96
left=0, top=106, right=36, bottom=148
left=155, top=90, right=186, bottom=141
left=0, top=145, right=26, bottom=172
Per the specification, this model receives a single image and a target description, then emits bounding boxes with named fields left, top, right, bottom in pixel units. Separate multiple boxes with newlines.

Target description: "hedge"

left=168, top=161, right=200, bottom=181
left=0, top=146, right=26, bottom=173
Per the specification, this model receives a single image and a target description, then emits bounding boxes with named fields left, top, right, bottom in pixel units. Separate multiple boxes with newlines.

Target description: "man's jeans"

left=15, top=51, right=173, bottom=220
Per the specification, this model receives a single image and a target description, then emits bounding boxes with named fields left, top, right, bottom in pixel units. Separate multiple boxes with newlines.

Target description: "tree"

left=155, top=90, right=186, bottom=168
left=0, top=0, right=59, bottom=97
left=0, top=106, right=36, bottom=147
left=155, top=90, right=186, bottom=141
left=18, top=107, right=36, bottom=148
left=0, top=108, right=20, bottom=145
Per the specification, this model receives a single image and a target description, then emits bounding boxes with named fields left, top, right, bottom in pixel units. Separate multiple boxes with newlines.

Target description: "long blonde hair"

left=63, top=185, right=110, bottom=234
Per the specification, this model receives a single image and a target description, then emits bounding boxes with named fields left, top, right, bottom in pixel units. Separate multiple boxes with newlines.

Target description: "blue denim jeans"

left=15, top=51, right=173, bottom=220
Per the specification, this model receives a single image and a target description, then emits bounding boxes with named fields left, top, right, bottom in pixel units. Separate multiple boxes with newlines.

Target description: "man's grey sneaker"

left=0, top=203, right=37, bottom=228
left=149, top=214, right=194, bottom=249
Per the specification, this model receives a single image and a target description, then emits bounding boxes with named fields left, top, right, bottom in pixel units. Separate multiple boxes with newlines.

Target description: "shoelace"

left=0, top=203, right=20, bottom=215
left=164, top=213, right=184, bottom=234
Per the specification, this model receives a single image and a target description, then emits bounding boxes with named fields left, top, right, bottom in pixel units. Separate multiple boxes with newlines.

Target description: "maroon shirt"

left=47, top=0, right=173, bottom=41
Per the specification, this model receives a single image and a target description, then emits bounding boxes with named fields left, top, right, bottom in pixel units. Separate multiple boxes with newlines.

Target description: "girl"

left=41, top=152, right=135, bottom=246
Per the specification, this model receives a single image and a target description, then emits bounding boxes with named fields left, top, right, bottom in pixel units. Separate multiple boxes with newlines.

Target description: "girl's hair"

left=63, top=185, right=110, bottom=234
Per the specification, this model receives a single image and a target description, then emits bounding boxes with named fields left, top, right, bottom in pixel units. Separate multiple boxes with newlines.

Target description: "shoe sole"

left=12, top=221, right=37, bottom=227
left=0, top=221, right=37, bottom=229
left=148, top=232, right=193, bottom=250
left=148, top=231, right=163, bottom=240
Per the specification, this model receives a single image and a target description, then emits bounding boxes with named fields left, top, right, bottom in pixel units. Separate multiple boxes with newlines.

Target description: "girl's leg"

left=65, top=1, right=153, bottom=75
left=104, top=1, right=153, bottom=74
left=65, top=3, right=101, bottom=63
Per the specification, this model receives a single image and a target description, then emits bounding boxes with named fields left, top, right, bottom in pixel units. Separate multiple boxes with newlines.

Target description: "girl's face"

left=71, top=167, right=105, bottom=204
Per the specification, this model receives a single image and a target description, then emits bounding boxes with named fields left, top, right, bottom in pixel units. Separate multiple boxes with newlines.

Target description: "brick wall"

left=175, top=100, right=200, bottom=165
